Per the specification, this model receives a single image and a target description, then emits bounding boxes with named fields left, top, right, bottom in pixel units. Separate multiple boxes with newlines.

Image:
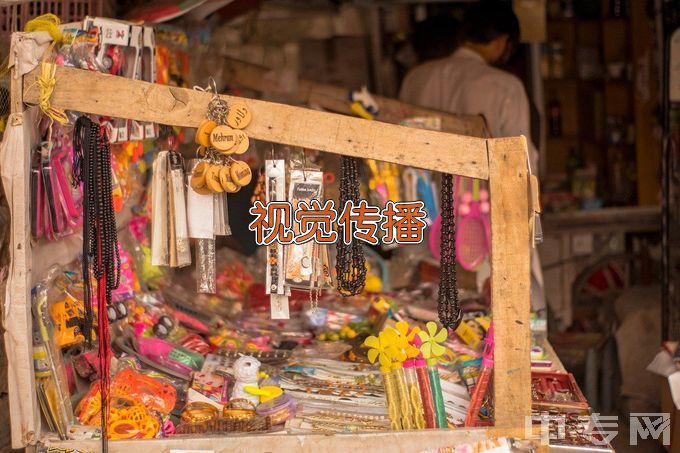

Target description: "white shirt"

left=400, top=47, right=537, bottom=171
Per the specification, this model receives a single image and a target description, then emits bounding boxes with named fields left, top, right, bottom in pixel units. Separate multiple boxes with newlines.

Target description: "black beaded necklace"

left=438, top=174, right=462, bottom=329
left=73, top=116, right=120, bottom=453
left=336, top=156, right=366, bottom=296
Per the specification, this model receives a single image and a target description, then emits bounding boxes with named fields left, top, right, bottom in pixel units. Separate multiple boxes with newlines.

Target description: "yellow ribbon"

left=37, top=61, right=69, bottom=127
left=23, top=14, right=68, bottom=130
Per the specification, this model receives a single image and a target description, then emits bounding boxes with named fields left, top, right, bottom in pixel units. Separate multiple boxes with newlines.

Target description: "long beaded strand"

left=438, top=174, right=462, bottom=329
left=72, top=116, right=120, bottom=453
left=336, top=156, right=366, bottom=296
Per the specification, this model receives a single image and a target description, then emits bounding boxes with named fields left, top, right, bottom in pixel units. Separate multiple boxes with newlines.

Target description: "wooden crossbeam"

left=23, top=65, right=489, bottom=179
left=220, top=57, right=488, bottom=137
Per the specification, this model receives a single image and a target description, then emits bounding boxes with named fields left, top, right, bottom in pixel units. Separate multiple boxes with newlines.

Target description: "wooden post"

left=487, top=136, right=532, bottom=428
left=5, top=36, right=38, bottom=448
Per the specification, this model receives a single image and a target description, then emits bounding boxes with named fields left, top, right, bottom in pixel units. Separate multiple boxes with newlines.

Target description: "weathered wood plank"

left=40, top=426, right=538, bottom=452
left=220, top=57, right=488, bottom=137
left=487, top=136, right=532, bottom=428
left=6, top=53, right=39, bottom=448
left=22, top=65, right=489, bottom=179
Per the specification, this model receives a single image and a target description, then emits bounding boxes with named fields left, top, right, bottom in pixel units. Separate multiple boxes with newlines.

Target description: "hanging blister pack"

left=151, top=151, right=190, bottom=267
left=151, top=152, right=169, bottom=265
left=169, top=151, right=191, bottom=267
left=41, top=143, right=64, bottom=237
left=31, top=146, right=44, bottom=239
left=187, top=159, right=215, bottom=240
left=186, top=159, right=217, bottom=293
left=285, top=168, right=323, bottom=290
left=52, top=143, right=83, bottom=229
left=265, top=159, right=289, bottom=318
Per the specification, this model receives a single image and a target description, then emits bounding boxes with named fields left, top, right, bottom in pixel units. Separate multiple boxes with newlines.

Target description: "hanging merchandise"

left=456, top=178, right=490, bottom=271
left=437, top=175, right=462, bottom=329
left=196, top=238, right=217, bottom=294
left=72, top=115, right=121, bottom=450
left=188, top=79, right=253, bottom=294
left=31, top=132, right=83, bottom=241
left=336, top=156, right=366, bottom=296
left=285, top=167, right=324, bottom=290
left=265, top=158, right=289, bottom=319
left=150, top=151, right=191, bottom=268
left=402, top=169, right=437, bottom=225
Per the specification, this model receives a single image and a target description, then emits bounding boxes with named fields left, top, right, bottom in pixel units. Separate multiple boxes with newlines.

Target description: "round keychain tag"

left=230, top=160, right=252, bottom=187
left=226, top=102, right=252, bottom=129
left=205, top=165, right=225, bottom=193
left=219, top=166, right=240, bottom=193
left=233, top=131, right=250, bottom=155
left=190, top=161, right=208, bottom=190
left=210, top=125, right=238, bottom=153
left=196, top=120, right=217, bottom=147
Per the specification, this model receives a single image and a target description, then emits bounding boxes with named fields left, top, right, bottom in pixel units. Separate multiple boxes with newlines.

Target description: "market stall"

left=2, top=22, right=548, bottom=453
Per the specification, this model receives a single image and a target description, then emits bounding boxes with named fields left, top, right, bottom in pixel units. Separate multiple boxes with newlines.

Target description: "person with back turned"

left=401, top=0, right=544, bottom=311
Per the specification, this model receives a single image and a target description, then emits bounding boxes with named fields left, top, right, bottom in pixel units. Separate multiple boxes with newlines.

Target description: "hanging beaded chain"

left=73, top=116, right=121, bottom=343
left=268, top=175, right=280, bottom=293
left=73, top=116, right=121, bottom=453
left=438, top=174, right=462, bottom=329
left=336, top=156, right=366, bottom=296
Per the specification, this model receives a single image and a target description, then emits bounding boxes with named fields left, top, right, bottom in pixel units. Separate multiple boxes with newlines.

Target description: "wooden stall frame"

left=7, top=63, right=532, bottom=451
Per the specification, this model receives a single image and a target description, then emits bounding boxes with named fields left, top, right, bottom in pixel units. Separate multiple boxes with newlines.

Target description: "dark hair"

left=412, top=15, right=460, bottom=63
left=461, top=0, right=520, bottom=45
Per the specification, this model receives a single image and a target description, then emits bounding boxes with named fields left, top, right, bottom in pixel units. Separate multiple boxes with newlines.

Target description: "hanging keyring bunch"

left=438, top=174, right=462, bottom=329
left=336, top=156, right=366, bottom=296
left=190, top=80, right=253, bottom=194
